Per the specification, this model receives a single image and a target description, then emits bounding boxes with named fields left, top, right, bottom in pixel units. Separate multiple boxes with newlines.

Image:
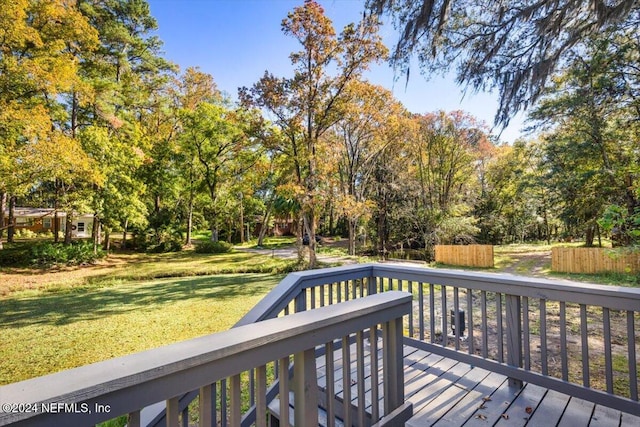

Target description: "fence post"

left=293, top=348, right=319, bottom=427
left=382, top=316, right=404, bottom=415
left=505, top=294, right=523, bottom=388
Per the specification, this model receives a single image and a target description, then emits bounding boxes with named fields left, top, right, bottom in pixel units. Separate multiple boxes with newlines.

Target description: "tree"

left=0, top=0, right=98, bottom=244
left=407, top=111, right=487, bottom=256
left=326, top=80, right=407, bottom=255
left=529, top=33, right=640, bottom=245
left=180, top=102, right=257, bottom=242
left=367, top=0, right=640, bottom=126
left=241, top=0, right=387, bottom=266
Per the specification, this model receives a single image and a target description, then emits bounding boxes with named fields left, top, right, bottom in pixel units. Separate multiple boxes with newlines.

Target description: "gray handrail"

left=0, top=291, right=412, bottom=427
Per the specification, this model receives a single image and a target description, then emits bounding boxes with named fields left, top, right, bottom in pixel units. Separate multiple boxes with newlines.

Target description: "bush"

left=0, top=243, right=33, bottom=267
left=30, top=242, right=105, bottom=267
left=15, top=229, right=37, bottom=239
left=195, top=240, right=233, bottom=254
left=147, top=237, right=183, bottom=253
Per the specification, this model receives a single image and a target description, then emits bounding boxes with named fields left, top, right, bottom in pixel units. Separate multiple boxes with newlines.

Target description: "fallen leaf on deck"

left=478, top=404, right=486, bottom=409
left=525, top=406, right=533, bottom=414
left=482, top=396, right=492, bottom=402
left=501, top=414, right=509, bottom=420
left=475, top=414, right=487, bottom=420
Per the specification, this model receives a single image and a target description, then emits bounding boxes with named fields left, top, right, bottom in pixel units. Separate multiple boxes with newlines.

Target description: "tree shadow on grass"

left=1, top=274, right=277, bottom=328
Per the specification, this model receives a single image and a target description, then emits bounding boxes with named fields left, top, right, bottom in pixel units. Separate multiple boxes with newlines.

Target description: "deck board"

left=270, top=340, right=638, bottom=426
left=557, top=397, right=595, bottom=427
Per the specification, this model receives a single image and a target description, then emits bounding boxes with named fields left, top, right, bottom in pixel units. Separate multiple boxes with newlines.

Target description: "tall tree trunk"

left=585, top=224, right=595, bottom=247
left=103, top=227, right=111, bottom=251
left=0, top=192, right=5, bottom=240
left=239, top=193, right=245, bottom=243
left=257, top=197, right=274, bottom=246
left=54, top=211, right=60, bottom=243
left=64, top=212, right=73, bottom=244
left=122, top=218, right=129, bottom=249
left=186, top=199, right=193, bottom=245
left=7, top=195, right=16, bottom=243
left=92, top=213, right=100, bottom=252
left=348, top=219, right=356, bottom=256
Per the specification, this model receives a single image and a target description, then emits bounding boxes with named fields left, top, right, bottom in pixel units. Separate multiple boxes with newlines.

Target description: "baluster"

left=356, top=330, right=366, bottom=426
left=481, top=291, right=488, bottom=358
left=540, top=299, right=548, bottom=376
left=326, top=341, right=336, bottom=427
left=342, top=335, right=352, bottom=427
left=408, top=280, right=414, bottom=337
left=604, top=307, right=613, bottom=393
left=329, top=282, right=334, bottom=305
left=429, top=284, right=436, bottom=343
left=628, top=311, right=638, bottom=401
left=453, top=287, right=460, bottom=350
left=419, top=282, right=425, bottom=341
left=580, top=304, right=590, bottom=387
left=320, top=284, right=325, bottom=307
left=230, top=374, right=241, bottom=426
left=221, top=379, right=227, bottom=427
left=523, top=297, right=530, bottom=371
left=441, top=285, right=448, bottom=346
left=249, top=369, right=255, bottom=407
left=506, top=294, right=522, bottom=388
left=370, top=327, right=380, bottom=422
left=560, top=302, right=568, bottom=381
left=351, top=279, right=357, bottom=300
left=279, top=357, right=290, bottom=427
left=256, top=365, right=267, bottom=427
left=496, top=293, right=504, bottom=363
left=199, top=385, right=213, bottom=427
left=337, top=281, right=342, bottom=303
left=310, top=286, right=316, bottom=309
left=166, top=397, right=179, bottom=427
left=467, top=289, right=474, bottom=355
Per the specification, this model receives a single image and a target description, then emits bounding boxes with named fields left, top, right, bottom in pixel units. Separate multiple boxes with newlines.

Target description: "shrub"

left=15, top=229, right=37, bottom=239
left=0, top=243, right=33, bottom=267
left=147, top=237, right=183, bottom=253
left=29, top=242, right=105, bottom=267
left=195, top=240, right=233, bottom=254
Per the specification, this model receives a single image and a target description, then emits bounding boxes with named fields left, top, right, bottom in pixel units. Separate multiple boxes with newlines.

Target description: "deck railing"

left=2, top=263, right=639, bottom=426
left=233, top=263, right=640, bottom=418
left=0, top=291, right=412, bottom=427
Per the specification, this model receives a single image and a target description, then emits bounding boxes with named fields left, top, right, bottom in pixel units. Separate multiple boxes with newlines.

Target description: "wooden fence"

left=435, top=245, right=494, bottom=268
left=552, top=247, right=640, bottom=274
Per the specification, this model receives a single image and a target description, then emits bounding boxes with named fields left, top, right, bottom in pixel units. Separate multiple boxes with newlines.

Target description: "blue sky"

left=147, top=0, right=527, bottom=142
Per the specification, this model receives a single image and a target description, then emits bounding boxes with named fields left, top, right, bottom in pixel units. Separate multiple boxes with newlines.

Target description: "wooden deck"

left=292, top=339, right=640, bottom=427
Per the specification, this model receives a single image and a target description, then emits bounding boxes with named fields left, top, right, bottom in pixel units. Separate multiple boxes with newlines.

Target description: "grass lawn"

left=0, top=249, right=296, bottom=297
left=0, top=273, right=281, bottom=385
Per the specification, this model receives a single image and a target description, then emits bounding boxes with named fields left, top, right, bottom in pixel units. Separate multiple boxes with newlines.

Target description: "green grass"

left=0, top=273, right=282, bottom=385
left=1, top=249, right=298, bottom=297
left=237, top=236, right=296, bottom=249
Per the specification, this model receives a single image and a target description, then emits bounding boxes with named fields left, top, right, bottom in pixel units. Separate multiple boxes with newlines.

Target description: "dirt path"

left=499, top=251, right=552, bottom=277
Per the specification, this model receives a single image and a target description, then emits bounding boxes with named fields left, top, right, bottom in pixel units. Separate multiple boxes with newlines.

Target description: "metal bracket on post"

left=506, top=294, right=524, bottom=388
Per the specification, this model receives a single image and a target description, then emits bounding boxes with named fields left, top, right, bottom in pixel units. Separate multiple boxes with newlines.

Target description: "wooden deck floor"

left=307, top=340, right=640, bottom=427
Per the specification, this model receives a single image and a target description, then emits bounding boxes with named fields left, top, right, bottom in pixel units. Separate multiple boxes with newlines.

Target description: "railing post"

left=382, top=316, right=404, bottom=416
left=293, top=348, right=319, bottom=427
left=506, top=294, right=523, bottom=388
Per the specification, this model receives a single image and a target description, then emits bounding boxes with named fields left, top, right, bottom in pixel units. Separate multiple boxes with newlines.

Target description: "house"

left=2, top=207, right=95, bottom=238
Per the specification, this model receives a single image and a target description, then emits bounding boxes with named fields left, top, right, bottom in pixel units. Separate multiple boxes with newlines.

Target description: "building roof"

left=3, top=208, right=93, bottom=218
